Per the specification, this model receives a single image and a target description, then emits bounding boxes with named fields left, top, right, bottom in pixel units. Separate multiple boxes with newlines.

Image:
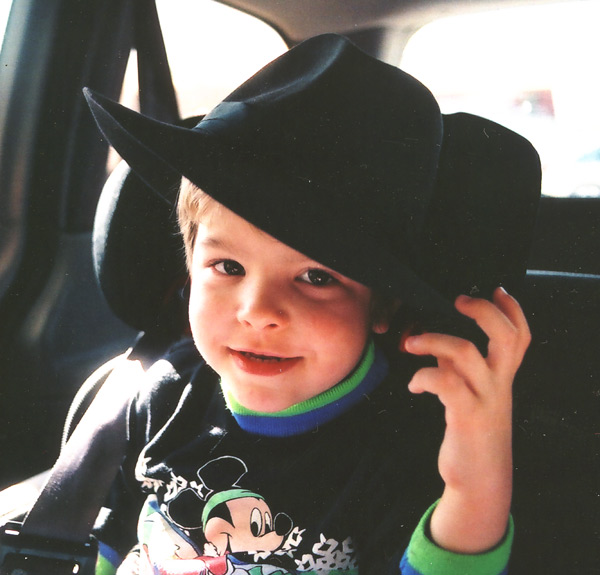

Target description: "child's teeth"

left=244, top=352, right=281, bottom=361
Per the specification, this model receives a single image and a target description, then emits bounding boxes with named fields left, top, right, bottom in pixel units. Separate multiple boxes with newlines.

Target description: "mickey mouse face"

left=165, top=456, right=294, bottom=556
left=204, top=495, right=290, bottom=555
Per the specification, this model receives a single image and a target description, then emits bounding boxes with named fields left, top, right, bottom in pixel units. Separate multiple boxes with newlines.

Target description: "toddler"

left=85, top=33, right=535, bottom=575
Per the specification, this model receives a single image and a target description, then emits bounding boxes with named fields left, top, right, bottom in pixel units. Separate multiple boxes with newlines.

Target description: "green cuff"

left=405, top=502, right=514, bottom=575
left=95, top=554, right=117, bottom=575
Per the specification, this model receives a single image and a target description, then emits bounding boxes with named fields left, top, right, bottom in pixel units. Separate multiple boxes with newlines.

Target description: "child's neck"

left=222, top=341, right=389, bottom=437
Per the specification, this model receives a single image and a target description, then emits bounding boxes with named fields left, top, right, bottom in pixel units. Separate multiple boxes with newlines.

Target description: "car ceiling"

left=219, top=0, right=562, bottom=47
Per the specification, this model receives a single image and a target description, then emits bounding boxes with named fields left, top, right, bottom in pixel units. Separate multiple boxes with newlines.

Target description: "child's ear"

left=372, top=320, right=390, bottom=335
left=371, top=297, right=402, bottom=335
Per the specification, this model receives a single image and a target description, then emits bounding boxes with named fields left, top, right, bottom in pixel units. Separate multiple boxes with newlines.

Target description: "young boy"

left=85, top=34, right=535, bottom=575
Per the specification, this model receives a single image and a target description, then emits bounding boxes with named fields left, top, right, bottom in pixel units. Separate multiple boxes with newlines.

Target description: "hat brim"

left=84, top=88, right=451, bottom=305
left=84, top=88, right=539, bottom=354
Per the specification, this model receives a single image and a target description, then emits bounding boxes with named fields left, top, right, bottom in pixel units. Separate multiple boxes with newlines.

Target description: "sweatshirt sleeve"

left=399, top=502, right=513, bottom=575
left=91, top=472, right=144, bottom=573
left=95, top=541, right=120, bottom=575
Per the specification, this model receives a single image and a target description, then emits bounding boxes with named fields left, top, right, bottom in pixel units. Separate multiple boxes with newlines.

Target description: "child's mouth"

left=229, top=349, right=301, bottom=376
left=239, top=351, right=285, bottom=362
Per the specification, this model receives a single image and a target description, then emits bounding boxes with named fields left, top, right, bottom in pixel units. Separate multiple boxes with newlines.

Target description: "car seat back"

left=93, top=160, right=187, bottom=338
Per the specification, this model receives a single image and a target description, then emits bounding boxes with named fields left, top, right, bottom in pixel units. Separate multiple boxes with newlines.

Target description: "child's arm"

left=403, top=287, right=530, bottom=554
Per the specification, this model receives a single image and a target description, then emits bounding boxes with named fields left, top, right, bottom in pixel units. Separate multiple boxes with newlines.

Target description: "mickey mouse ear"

left=197, top=456, right=248, bottom=492
left=274, top=512, right=293, bottom=537
left=167, top=487, right=206, bottom=530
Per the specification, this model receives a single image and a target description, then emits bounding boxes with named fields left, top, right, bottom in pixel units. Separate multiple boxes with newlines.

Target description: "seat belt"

left=0, top=355, right=143, bottom=575
left=134, top=0, right=179, bottom=123
left=0, top=0, right=180, bottom=572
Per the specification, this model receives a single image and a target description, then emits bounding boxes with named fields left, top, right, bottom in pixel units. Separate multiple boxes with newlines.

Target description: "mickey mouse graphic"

left=201, top=487, right=292, bottom=556
left=143, top=456, right=296, bottom=575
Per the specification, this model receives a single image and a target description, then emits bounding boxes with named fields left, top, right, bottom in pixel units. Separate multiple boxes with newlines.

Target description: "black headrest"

left=93, top=160, right=187, bottom=333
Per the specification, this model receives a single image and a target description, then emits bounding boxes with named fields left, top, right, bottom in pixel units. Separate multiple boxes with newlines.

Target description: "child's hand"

left=403, top=287, right=530, bottom=554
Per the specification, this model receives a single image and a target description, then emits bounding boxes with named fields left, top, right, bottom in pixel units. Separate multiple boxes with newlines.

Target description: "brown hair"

left=177, top=177, right=222, bottom=269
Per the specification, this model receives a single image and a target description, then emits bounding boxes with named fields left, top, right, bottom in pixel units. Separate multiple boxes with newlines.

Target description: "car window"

left=400, top=1, right=600, bottom=198
left=119, top=0, right=287, bottom=118
left=0, top=0, right=12, bottom=50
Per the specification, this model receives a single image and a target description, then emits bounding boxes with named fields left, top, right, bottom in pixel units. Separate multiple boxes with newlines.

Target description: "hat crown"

left=186, top=34, right=443, bottom=272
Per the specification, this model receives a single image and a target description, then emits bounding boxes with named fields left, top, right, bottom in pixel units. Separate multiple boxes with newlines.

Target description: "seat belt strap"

left=0, top=356, right=144, bottom=575
left=134, top=0, right=179, bottom=123
left=19, top=356, right=144, bottom=543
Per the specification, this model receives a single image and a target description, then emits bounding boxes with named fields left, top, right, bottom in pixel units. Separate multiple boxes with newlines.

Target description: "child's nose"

left=237, top=281, right=289, bottom=330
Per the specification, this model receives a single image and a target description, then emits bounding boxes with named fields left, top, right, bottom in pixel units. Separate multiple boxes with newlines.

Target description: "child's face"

left=188, top=204, right=386, bottom=413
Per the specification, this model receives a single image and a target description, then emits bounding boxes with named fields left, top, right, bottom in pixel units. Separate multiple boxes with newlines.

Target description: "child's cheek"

left=188, top=281, right=217, bottom=336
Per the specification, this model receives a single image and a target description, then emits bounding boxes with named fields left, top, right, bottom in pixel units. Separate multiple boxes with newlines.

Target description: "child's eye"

left=299, top=269, right=336, bottom=287
left=213, top=259, right=245, bottom=276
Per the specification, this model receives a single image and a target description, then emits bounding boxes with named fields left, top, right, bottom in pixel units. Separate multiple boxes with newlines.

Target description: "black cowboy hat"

left=85, top=34, right=540, bottom=349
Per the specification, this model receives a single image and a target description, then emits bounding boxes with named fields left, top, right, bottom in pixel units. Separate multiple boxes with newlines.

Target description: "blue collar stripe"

left=231, top=347, right=389, bottom=437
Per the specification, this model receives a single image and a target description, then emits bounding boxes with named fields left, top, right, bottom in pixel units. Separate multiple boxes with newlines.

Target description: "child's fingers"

left=403, top=289, right=531, bottom=392
left=408, top=365, right=470, bottom=401
left=492, top=287, right=531, bottom=347
left=454, top=293, right=515, bottom=341
left=454, top=289, right=530, bottom=374
left=454, top=288, right=529, bottom=346
left=489, top=288, right=531, bottom=369
left=404, top=332, right=489, bottom=388
left=403, top=332, right=480, bottom=362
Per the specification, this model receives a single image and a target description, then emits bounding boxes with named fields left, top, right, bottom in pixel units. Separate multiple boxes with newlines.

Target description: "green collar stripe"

left=223, top=340, right=375, bottom=417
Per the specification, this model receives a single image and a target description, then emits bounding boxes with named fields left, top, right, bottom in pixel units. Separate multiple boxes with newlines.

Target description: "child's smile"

left=228, top=348, right=302, bottom=377
left=188, top=202, right=383, bottom=413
